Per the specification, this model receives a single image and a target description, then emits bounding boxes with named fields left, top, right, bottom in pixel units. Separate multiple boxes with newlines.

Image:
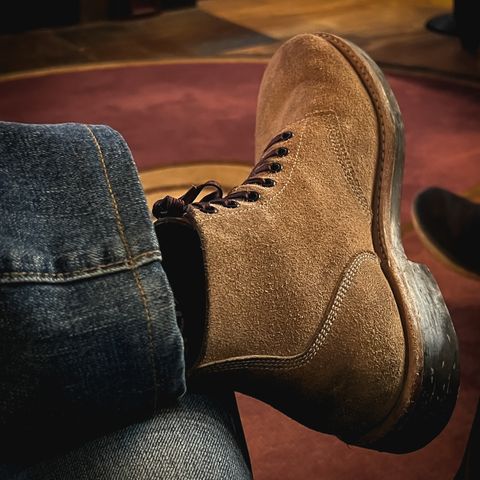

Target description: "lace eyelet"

left=281, top=131, right=294, bottom=140
left=277, top=147, right=289, bottom=157
left=270, top=162, right=283, bottom=173
left=263, top=178, right=276, bottom=187
left=224, top=200, right=240, bottom=208
left=202, top=205, right=218, bottom=214
left=247, top=191, right=260, bottom=202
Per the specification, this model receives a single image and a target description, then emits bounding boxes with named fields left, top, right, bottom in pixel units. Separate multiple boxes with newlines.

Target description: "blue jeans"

left=0, top=122, right=251, bottom=479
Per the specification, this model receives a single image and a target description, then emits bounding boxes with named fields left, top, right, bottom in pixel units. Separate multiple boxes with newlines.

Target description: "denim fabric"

left=2, top=393, right=252, bottom=480
left=0, top=122, right=186, bottom=462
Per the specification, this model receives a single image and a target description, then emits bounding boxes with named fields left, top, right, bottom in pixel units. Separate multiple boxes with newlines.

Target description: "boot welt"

left=318, top=33, right=460, bottom=453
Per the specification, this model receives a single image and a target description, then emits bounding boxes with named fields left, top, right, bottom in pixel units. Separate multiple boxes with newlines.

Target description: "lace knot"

left=152, top=131, right=293, bottom=219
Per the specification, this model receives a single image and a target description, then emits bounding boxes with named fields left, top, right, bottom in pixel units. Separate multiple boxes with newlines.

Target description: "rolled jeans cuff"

left=0, top=122, right=186, bottom=460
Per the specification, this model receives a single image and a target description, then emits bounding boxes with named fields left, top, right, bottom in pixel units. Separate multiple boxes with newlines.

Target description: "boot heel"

left=366, top=259, right=460, bottom=453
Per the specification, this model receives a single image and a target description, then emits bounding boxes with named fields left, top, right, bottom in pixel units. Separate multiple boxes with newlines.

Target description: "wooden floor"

left=0, top=0, right=479, bottom=83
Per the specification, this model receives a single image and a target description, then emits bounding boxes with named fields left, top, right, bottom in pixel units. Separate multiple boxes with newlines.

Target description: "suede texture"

left=192, top=254, right=405, bottom=440
left=187, top=34, right=406, bottom=440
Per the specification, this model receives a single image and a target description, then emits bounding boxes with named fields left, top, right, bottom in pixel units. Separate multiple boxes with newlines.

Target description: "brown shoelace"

left=152, top=130, right=293, bottom=218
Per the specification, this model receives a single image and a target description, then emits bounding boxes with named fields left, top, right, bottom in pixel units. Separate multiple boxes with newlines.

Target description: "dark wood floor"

left=1, top=0, right=479, bottom=83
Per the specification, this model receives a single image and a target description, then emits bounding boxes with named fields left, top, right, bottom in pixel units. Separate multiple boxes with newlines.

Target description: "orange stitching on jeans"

left=0, top=250, right=161, bottom=279
left=85, top=125, right=159, bottom=412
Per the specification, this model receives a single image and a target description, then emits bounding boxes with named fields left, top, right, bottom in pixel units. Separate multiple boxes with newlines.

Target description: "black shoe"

left=412, top=187, right=480, bottom=278
left=455, top=400, right=480, bottom=480
left=426, top=4, right=480, bottom=54
left=426, top=13, right=458, bottom=36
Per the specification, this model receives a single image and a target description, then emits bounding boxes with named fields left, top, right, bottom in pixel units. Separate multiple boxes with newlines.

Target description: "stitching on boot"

left=197, top=113, right=309, bottom=223
left=198, top=251, right=377, bottom=372
left=197, top=109, right=369, bottom=223
left=317, top=33, right=388, bottom=262
left=85, top=125, right=159, bottom=412
left=324, top=111, right=371, bottom=216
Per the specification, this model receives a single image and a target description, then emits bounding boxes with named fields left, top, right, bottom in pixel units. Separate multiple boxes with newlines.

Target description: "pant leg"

left=0, top=122, right=186, bottom=462
left=3, top=392, right=252, bottom=480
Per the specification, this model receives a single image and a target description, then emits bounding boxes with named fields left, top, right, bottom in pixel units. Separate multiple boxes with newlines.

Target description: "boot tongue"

left=154, top=217, right=206, bottom=369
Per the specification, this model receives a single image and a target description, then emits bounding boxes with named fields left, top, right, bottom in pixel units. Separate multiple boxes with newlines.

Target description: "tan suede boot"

left=153, top=33, right=459, bottom=453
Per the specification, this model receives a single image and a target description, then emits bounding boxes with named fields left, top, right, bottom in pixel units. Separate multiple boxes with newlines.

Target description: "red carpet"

left=1, top=62, right=479, bottom=479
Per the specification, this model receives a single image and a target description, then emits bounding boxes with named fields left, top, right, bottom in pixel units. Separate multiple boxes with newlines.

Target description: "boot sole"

left=318, top=33, right=460, bottom=453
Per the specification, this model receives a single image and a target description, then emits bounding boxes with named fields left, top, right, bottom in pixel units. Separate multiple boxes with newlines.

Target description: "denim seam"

left=0, top=250, right=162, bottom=280
left=85, top=125, right=159, bottom=412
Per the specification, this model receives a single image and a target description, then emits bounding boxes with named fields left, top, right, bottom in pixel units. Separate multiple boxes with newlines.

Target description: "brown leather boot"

left=154, top=33, right=459, bottom=453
